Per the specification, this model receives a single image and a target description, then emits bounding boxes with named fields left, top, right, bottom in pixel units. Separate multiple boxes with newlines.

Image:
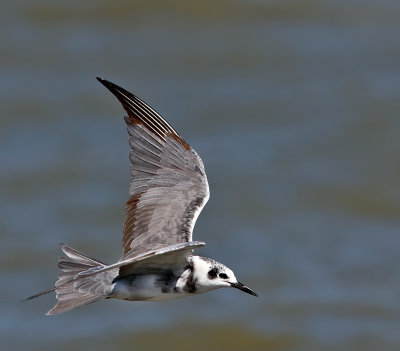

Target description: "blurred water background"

left=1, top=1, right=400, bottom=350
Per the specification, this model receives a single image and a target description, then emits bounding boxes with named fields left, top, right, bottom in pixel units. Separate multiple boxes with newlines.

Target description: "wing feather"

left=98, top=78, right=209, bottom=259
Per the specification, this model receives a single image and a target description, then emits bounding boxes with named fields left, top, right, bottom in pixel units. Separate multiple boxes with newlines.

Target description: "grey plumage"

left=46, top=241, right=205, bottom=314
left=106, top=79, right=210, bottom=258
left=26, top=78, right=256, bottom=315
left=46, top=244, right=116, bottom=315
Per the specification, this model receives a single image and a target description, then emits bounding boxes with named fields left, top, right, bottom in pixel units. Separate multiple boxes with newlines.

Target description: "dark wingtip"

left=96, top=77, right=108, bottom=85
left=96, top=77, right=129, bottom=98
left=96, top=77, right=130, bottom=110
left=95, top=76, right=186, bottom=147
left=96, top=77, right=114, bottom=89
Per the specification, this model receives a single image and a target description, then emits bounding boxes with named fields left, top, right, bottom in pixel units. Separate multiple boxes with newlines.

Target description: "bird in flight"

left=27, top=78, right=257, bottom=315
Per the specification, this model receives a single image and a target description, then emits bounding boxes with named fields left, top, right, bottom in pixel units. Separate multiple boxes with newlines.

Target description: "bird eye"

left=219, top=273, right=228, bottom=279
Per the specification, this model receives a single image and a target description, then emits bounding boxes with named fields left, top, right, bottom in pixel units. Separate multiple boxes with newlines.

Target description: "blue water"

left=1, top=1, right=400, bottom=350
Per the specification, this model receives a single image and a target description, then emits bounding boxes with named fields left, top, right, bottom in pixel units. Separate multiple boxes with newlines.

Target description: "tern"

left=27, top=78, right=257, bottom=315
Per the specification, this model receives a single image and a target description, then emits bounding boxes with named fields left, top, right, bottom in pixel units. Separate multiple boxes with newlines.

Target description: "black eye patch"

left=208, top=268, right=218, bottom=279
left=218, top=273, right=228, bottom=279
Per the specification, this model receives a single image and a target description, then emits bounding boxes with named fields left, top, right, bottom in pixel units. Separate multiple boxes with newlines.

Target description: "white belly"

left=110, top=274, right=188, bottom=302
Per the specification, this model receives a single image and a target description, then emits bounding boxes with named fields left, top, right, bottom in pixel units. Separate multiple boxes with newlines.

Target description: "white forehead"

left=192, top=256, right=236, bottom=278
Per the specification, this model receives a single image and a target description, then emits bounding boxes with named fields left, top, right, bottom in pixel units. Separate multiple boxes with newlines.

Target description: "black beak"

left=230, top=282, right=258, bottom=297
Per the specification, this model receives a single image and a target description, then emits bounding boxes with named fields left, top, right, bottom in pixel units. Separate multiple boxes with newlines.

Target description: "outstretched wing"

left=97, top=78, right=210, bottom=259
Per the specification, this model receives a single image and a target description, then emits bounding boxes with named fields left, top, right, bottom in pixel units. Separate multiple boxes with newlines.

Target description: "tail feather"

left=26, top=243, right=117, bottom=315
left=23, top=287, right=56, bottom=301
left=47, top=293, right=104, bottom=315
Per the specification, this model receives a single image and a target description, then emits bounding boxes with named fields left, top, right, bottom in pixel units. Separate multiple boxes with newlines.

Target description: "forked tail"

left=26, top=243, right=116, bottom=315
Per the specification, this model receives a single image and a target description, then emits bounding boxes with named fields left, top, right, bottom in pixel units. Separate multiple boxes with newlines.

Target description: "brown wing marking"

left=166, top=130, right=190, bottom=151
left=96, top=77, right=190, bottom=151
left=122, top=193, right=142, bottom=254
left=125, top=113, right=190, bottom=151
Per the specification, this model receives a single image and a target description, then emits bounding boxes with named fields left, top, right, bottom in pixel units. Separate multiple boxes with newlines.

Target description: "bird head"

left=190, top=256, right=258, bottom=296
